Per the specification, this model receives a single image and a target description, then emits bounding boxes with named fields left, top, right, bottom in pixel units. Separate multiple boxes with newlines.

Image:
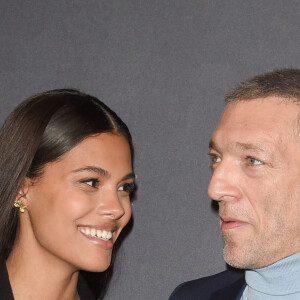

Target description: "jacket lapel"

left=211, top=276, right=246, bottom=300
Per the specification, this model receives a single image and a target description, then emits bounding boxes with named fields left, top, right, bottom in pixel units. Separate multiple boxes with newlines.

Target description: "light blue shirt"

left=241, top=251, right=300, bottom=299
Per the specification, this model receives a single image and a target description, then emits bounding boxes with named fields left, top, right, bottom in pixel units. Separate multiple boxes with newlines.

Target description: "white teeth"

left=79, top=227, right=113, bottom=241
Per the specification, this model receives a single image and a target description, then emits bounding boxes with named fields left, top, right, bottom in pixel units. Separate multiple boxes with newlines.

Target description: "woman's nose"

left=96, top=190, right=126, bottom=220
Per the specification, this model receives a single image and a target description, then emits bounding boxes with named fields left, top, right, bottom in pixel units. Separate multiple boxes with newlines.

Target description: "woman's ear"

left=14, top=177, right=32, bottom=212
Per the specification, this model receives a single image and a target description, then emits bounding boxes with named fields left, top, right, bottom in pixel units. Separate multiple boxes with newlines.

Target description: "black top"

left=0, top=260, right=96, bottom=300
left=0, top=260, right=14, bottom=300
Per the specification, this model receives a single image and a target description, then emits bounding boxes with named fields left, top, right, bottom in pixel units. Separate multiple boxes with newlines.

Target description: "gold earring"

left=14, top=198, right=27, bottom=213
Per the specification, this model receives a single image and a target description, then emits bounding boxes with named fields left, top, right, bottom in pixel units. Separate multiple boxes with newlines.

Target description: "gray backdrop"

left=1, top=1, right=300, bottom=299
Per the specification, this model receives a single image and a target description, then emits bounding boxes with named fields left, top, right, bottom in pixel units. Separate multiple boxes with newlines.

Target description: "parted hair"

left=0, top=89, right=133, bottom=298
left=226, top=68, right=300, bottom=102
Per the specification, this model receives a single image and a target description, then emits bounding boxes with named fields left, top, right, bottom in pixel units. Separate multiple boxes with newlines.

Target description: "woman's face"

left=22, top=133, right=134, bottom=272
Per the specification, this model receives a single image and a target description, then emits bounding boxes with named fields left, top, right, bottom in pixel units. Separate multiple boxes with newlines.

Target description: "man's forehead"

left=211, top=97, right=300, bottom=152
left=218, top=97, right=299, bottom=128
left=224, top=96, right=298, bottom=113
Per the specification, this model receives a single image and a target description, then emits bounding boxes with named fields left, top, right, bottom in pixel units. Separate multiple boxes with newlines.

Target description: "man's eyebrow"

left=72, top=166, right=110, bottom=177
left=235, top=142, right=267, bottom=153
left=209, top=140, right=267, bottom=153
left=209, top=140, right=219, bottom=152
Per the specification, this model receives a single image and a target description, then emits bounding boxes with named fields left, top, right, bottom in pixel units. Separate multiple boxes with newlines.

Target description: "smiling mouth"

left=78, top=227, right=113, bottom=241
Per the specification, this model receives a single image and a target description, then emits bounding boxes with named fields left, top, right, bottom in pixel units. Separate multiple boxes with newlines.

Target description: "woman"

left=0, top=89, right=135, bottom=300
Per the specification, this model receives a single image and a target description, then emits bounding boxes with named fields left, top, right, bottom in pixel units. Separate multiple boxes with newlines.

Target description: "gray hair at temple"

left=226, top=68, right=300, bottom=103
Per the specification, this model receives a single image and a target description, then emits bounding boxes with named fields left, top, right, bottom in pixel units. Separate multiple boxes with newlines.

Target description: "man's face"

left=208, top=97, right=300, bottom=269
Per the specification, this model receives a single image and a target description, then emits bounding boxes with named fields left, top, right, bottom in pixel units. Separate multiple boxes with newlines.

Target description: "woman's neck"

left=6, top=237, right=80, bottom=300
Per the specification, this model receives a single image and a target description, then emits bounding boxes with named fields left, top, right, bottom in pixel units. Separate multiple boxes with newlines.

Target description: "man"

left=169, top=69, right=300, bottom=299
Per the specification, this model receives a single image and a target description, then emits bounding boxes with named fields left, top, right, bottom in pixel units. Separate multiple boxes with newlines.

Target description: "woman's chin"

left=80, top=259, right=112, bottom=273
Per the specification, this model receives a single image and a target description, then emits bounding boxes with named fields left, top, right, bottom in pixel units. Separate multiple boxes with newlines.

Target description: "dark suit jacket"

left=169, top=270, right=246, bottom=300
left=0, top=260, right=96, bottom=300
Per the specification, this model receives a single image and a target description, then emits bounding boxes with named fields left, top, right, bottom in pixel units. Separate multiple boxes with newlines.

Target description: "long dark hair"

left=0, top=89, right=133, bottom=297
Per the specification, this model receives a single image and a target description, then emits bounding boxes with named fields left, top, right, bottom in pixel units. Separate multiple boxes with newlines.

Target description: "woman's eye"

left=82, top=179, right=99, bottom=188
left=247, top=157, right=264, bottom=166
left=118, top=182, right=136, bottom=194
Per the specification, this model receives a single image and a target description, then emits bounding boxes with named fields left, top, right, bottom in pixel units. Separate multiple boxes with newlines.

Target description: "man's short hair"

left=226, top=68, right=300, bottom=103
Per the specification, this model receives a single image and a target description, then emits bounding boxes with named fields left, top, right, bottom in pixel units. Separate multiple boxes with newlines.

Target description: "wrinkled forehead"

left=219, top=97, right=299, bottom=132
left=211, top=97, right=300, bottom=150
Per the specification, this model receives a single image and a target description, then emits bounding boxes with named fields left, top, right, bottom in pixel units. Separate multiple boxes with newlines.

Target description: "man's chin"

left=223, top=245, right=255, bottom=269
left=224, top=257, right=247, bottom=269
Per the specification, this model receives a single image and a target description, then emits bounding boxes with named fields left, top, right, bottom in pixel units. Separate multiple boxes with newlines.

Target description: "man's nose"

left=207, top=158, right=241, bottom=202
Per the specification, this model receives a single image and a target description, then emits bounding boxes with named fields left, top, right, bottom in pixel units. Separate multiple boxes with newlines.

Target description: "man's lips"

left=220, top=217, right=249, bottom=231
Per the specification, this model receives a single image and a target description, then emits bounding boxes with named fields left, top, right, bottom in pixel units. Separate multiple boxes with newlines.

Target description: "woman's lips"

left=77, top=225, right=116, bottom=249
left=78, top=227, right=113, bottom=240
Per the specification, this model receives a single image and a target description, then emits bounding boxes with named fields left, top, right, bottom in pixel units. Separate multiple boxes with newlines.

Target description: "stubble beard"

left=222, top=233, right=262, bottom=270
left=222, top=228, right=285, bottom=270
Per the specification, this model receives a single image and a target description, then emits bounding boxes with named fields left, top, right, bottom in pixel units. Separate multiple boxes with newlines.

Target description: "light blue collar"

left=242, top=251, right=300, bottom=299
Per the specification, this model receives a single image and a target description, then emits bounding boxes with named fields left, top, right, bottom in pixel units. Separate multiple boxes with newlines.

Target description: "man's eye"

left=118, top=182, right=136, bottom=194
left=82, top=179, right=99, bottom=188
left=247, top=157, right=264, bottom=166
left=208, top=153, right=221, bottom=164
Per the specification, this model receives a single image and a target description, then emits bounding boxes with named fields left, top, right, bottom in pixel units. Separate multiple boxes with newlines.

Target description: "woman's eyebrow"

left=72, top=166, right=110, bottom=177
left=72, top=167, right=135, bottom=181
left=121, top=172, right=136, bottom=181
